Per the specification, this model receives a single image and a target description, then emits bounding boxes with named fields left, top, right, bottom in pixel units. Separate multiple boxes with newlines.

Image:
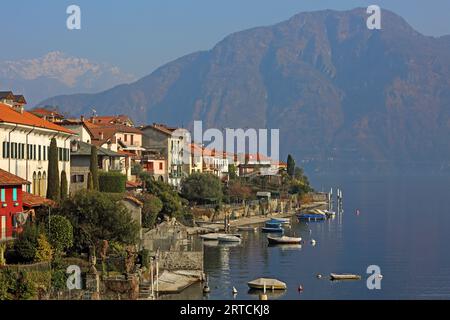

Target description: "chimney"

left=99, top=132, right=104, bottom=140
left=12, top=104, right=25, bottom=114
left=80, top=115, right=85, bottom=122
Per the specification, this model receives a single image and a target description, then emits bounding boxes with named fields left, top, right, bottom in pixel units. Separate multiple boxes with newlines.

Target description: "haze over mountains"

left=0, top=51, right=135, bottom=107
left=38, top=8, right=450, bottom=173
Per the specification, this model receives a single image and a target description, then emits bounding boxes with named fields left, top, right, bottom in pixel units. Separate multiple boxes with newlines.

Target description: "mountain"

left=0, top=51, right=135, bottom=107
left=38, top=8, right=450, bottom=173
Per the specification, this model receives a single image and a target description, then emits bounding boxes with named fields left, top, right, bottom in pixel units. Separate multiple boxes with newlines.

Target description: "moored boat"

left=329, top=273, right=361, bottom=281
left=269, top=218, right=290, bottom=225
left=265, top=221, right=282, bottom=228
left=236, top=226, right=258, bottom=232
left=261, top=226, right=284, bottom=233
left=296, top=209, right=327, bottom=221
left=217, top=235, right=241, bottom=243
left=247, top=278, right=287, bottom=290
left=200, top=233, right=241, bottom=241
left=267, top=235, right=302, bottom=244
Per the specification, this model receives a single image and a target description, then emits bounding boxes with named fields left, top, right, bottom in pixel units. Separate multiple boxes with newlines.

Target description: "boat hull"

left=261, top=227, right=284, bottom=233
left=267, top=236, right=301, bottom=244
left=247, top=278, right=287, bottom=290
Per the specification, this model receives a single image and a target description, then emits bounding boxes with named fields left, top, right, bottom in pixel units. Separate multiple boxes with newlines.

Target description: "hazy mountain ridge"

left=38, top=8, right=450, bottom=172
left=0, top=51, right=135, bottom=107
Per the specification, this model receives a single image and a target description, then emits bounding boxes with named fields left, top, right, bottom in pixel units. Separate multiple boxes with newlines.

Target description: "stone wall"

left=158, top=251, right=203, bottom=271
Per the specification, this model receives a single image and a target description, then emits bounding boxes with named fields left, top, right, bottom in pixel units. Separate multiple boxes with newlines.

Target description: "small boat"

left=236, top=226, right=258, bottom=232
left=269, top=218, right=290, bottom=225
left=323, top=210, right=336, bottom=217
left=200, top=233, right=241, bottom=241
left=261, top=226, right=284, bottom=233
left=265, top=221, right=282, bottom=228
left=267, top=235, right=302, bottom=244
left=296, top=209, right=326, bottom=221
left=330, top=273, right=361, bottom=281
left=218, top=235, right=241, bottom=243
left=247, top=278, right=287, bottom=290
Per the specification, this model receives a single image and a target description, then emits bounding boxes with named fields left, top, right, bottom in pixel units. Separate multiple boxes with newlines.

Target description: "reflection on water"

left=163, top=175, right=450, bottom=300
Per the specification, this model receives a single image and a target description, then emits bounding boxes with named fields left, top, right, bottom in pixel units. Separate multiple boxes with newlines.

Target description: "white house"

left=0, top=95, right=75, bottom=197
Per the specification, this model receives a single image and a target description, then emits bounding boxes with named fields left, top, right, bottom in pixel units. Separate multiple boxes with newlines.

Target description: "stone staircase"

left=138, top=282, right=153, bottom=300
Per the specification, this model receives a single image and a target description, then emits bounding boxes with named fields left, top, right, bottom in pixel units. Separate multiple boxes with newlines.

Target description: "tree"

left=136, top=194, right=163, bottom=228
left=14, top=225, right=40, bottom=263
left=90, top=145, right=99, bottom=191
left=228, top=164, right=238, bottom=180
left=35, top=234, right=53, bottom=262
left=87, top=172, right=93, bottom=190
left=287, top=154, right=295, bottom=178
left=46, top=138, right=60, bottom=201
left=226, top=180, right=252, bottom=202
left=181, top=173, right=223, bottom=204
left=60, top=170, right=68, bottom=200
left=56, top=190, right=139, bottom=253
left=141, top=178, right=186, bottom=218
left=47, top=215, right=74, bottom=255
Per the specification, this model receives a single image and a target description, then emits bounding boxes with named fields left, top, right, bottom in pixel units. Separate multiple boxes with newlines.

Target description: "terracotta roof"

left=89, top=115, right=133, bottom=126
left=142, top=123, right=178, bottom=135
left=84, top=121, right=142, bottom=146
left=126, top=181, right=142, bottom=188
left=0, top=169, right=31, bottom=186
left=22, top=192, right=55, bottom=208
left=0, top=103, right=74, bottom=134
left=30, top=108, right=64, bottom=118
left=123, top=195, right=143, bottom=206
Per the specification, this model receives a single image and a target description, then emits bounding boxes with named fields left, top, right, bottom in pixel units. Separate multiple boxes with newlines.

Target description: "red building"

left=0, top=169, right=30, bottom=240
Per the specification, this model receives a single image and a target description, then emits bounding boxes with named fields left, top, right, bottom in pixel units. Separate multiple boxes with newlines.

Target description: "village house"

left=0, top=93, right=75, bottom=197
left=30, top=108, right=65, bottom=123
left=58, top=116, right=145, bottom=179
left=202, top=147, right=229, bottom=179
left=0, top=169, right=30, bottom=240
left=69, top=140, right=129, bottom=193
left=140, top=124, right=191, bottom=187
left=190, top=143, right=203, bottom=174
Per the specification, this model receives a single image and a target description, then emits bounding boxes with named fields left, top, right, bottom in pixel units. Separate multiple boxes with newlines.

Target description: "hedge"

left=99, top=171, right=127, bottom=193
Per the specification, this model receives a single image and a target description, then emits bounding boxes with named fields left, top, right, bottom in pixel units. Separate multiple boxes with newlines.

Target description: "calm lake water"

left=166, top=174, right=450, bottom=300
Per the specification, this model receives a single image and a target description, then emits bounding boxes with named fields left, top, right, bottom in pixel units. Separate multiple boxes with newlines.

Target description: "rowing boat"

left=269, top=218, right=290, bottom=224
left=330, top=273, right=361, bottom=281
left=236, top=226, right=258, bottom=232
left=261, top=226, right=284, bottom=233
left=267, top=235, right=302, bottom=244
left=217, top=235, right=241, bottom=243
left=247, top=278, right=287, bottom=290
left=200, top=233, right=241, bottom=241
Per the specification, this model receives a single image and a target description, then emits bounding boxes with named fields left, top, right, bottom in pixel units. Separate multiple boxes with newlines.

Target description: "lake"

left=165, top=174, right=450, bottom=300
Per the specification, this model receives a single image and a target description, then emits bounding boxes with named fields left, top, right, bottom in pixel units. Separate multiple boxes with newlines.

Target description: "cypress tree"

left=60, top=171, right=68, bottom=200
left=87, top=172, right=94, bottom=190
left=287, top=154, right=295, bottom=177
left=46, top=138, right=60, bottom=201
left=90, top=145, right=99, bottom=191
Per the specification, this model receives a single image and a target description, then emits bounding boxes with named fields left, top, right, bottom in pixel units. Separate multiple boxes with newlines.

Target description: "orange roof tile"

left=0, top=103, right=74, bottom=134
left=22, top=192, right=55, bottom=208
left=0, top=169, right=31, bottom=186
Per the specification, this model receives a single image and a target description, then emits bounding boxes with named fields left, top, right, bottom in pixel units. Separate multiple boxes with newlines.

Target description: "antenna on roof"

left=92, top=108, right=97, bottom=117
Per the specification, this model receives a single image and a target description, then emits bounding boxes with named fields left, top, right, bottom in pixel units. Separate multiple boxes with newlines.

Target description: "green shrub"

left=14, top=225, right=40, bottom=263
left=46, top=215, right=74, bottom=255
left=99, top=171, right=127, bottom=193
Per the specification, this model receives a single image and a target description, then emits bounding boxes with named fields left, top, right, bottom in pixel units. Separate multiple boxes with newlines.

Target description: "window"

left=71, top=175, right=85, bottom=183
left=0, top=189, right=5, bottom=202
left=12, top=188, right=17, bottom=202
left=38, top=145, right=42, bottom=161
left=124, top=134, right=128, bottom=142
left=130, top=135, right=134, bottom=145
left=159, top=163, right=163, bottom=170
left=33, top=145, right=36, bottom=160
left=2, top=141, right=9, bottom=158
left=43, top=145, right=46, bottom=160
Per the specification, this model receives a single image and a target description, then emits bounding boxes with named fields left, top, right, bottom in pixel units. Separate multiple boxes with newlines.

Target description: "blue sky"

left=2, top=0, right=450, bottom=78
